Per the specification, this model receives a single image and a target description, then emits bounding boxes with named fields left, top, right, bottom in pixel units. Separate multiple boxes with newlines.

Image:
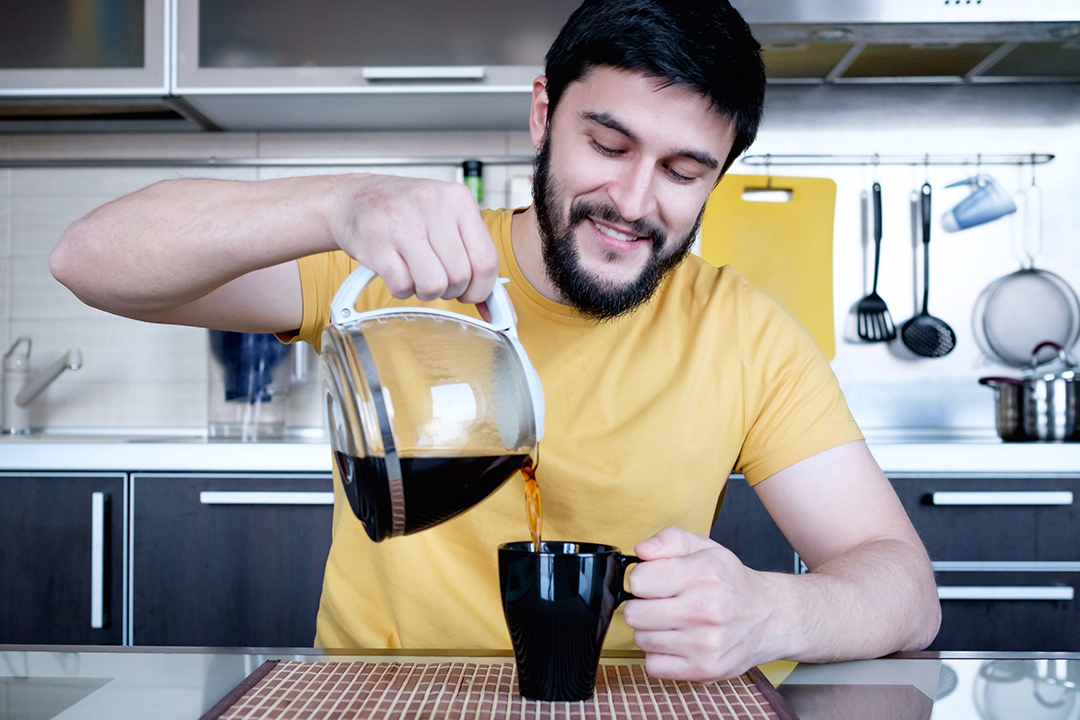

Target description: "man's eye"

left=591, top=140, right=621, bottom=157
left=665, top=165, right=695, bottom=184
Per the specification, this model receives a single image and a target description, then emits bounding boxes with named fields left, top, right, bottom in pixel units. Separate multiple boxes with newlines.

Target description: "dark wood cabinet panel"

left=0, top=473, right=125, bottom=645
left=892, top=476, right=1080, bottom=563
left=891, top=474, right=1080, bottom=652
left=711, top=475, right=796, bottom=574
left=131, top=473, right=333, bottom=648
left=932, top=571, right=1080, bottom=651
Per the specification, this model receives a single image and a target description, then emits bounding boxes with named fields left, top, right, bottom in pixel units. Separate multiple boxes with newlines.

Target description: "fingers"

left=335, top=175, right=498, bottom=304
left=640, top=647, right=746, bottom=683
left=635, top=527, right=717, bottom=561
left=457, top=207, right=500, bottom=305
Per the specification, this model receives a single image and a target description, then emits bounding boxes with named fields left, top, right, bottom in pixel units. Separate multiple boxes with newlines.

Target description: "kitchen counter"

left=1, top=645, right=1075, bottom=720
left=1, top=427, right=1078, bottom=475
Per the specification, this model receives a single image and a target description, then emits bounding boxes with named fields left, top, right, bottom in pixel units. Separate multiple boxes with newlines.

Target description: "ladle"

left=901, top=183, right=956, bottom=358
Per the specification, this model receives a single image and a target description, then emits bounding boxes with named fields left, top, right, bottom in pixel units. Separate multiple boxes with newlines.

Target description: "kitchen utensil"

left=972, top=181, right=1080, bottom=368
left=941, top=173, right=1017, bottom=232
left=700, top=174, right=837, bottom=359
left=901, top=183, right=956, bottom=358
left=320, top=266, right=545, bottom=542
left=855, top=182, right=897, bottom=342
left=979, top=341, right=1079, bottom=442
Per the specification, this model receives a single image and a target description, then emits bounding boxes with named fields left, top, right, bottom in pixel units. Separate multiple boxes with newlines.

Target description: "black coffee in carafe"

left=335, top=451, right=530, bottom=542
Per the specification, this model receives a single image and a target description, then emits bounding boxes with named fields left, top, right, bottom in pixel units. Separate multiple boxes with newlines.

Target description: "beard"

left=531, top=136, right=704, bottom=321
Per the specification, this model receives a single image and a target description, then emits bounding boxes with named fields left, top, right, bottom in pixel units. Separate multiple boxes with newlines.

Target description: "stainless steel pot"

left=979, top=342, right=1079, bottom=442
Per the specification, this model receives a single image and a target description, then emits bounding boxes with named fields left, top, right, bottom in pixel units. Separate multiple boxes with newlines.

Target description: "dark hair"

left=544, top=0, right=766, bottom=173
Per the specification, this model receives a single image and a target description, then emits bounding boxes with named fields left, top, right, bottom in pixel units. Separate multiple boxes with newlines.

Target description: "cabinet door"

left=132, top=473, right=333, bottom=647
left=0, top=473, right=126, bottom=645
left=932, top=571, right=1080, bottom=651
left=891, top=475, right=1080, bottom=562
left=0, top=0, right=167, bottom=94
left=711, top=475, right=797, bottom=574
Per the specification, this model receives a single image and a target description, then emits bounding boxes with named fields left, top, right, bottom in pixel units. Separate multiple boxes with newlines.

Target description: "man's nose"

left=607, top=161, right=658, bottom=222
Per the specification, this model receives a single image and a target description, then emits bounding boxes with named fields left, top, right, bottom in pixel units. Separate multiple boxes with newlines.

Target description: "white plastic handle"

left=931, top=491, right=1073, bottom=506
left=938, top=586, right=1074, bottom=601
left=329, top=264, right=516, bottom=334
left=90, top=492, right=105, bottom=629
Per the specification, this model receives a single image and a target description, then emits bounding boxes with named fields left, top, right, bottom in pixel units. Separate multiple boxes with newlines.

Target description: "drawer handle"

left=90, top=492, right=105, bottom=629
left=199, top=491, right=334, bottom=506
left=938, top=586, right=1075, bottom=601
left=362, top=66, right=486, bottom=82
left=931, top=491, right=1073, bottom=506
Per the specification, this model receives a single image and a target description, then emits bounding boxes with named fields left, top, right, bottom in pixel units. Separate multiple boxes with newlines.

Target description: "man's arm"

left=49, top=173, right=499, bottom=333
left=623, top=439, right=940, bottom=682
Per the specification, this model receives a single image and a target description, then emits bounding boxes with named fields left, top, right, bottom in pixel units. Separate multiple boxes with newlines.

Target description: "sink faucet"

left=2, top=337, right=82, bottom=435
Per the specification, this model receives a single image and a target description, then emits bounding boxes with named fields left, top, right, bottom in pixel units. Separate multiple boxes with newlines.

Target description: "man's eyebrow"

left=581, top=110, right=720, bottom=171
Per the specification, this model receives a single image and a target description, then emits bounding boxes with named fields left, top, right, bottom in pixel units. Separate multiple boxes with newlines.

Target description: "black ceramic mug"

left=498, top=541, right=641, bottom=701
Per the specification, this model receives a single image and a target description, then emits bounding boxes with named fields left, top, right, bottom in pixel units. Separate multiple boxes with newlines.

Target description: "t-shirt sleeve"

left=733, top=283, right=863, bottom=485
left=274, top=251, right=358, bottom=353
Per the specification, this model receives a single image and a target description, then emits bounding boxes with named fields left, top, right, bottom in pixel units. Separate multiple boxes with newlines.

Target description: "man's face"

left=530, top=66, right=737, bottom=320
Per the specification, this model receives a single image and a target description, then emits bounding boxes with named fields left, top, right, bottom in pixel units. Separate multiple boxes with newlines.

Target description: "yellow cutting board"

left=700, top=174, right=836, bottom=359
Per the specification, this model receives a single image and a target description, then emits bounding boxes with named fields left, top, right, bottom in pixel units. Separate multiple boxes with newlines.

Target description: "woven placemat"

left=200, top=660, right=798, bottom=720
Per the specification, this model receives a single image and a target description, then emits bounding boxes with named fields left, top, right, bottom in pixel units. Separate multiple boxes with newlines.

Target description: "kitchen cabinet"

left=172, top=0, right=581, bottom=131
left=0, top=0, right=167, bottom=95
left=0, top=472, right=126, bottom=645
left=891, top=474, right=1080, bottom=651
left=711, top=474, right=798, bottom=574
left=131, top=472, right=333, bottom=647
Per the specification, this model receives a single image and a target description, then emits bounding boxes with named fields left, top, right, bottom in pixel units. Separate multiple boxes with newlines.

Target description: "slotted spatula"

left=856, top=182, right=897, bottom=342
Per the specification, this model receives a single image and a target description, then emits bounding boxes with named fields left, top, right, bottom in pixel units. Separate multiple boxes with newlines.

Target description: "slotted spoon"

left=856, top=182, right=897, bottom=342
left=901, top=182, right=956, bottom=358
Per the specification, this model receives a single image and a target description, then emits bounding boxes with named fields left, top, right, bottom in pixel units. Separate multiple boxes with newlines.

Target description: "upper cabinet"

left=0, top=0, right=212, bottom=131
left=173, top=0, right=581, bottom=132
left=0, top=0, right=166, bottom=94
left=1, top=0, right=1077, bottom=133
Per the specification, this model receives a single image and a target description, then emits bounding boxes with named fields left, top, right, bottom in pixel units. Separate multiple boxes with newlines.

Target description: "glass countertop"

left=3, top=647, right=1079, bottom=720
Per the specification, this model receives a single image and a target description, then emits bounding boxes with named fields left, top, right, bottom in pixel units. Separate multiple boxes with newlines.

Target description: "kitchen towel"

left=700, top=174, right=837, bottom=359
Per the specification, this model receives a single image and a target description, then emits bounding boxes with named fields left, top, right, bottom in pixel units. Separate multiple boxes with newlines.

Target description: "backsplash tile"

left=10, top=255, right=101, bottom=320
left=11, top=167, right=258, bottom=199
left=256, top=131, right=513, bottom=159
left=0, top=133, right=258, bottom=160
left=9, top=317, right=207, bottom=383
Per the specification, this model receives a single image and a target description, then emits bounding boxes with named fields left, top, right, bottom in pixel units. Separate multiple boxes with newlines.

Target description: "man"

left=50, top=0, right=940, bottom=682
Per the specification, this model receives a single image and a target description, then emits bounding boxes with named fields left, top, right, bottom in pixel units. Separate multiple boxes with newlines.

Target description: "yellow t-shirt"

left=286, top=207, right=863, bottom=650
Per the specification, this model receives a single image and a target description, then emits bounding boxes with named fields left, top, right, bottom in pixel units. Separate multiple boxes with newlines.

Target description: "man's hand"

left=624, top=527, right=793, bottom=683
left=330, top=174, right=500, bottom=305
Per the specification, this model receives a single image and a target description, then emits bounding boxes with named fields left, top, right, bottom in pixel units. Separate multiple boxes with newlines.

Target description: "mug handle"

left=616, top=554, right=644, bottom=605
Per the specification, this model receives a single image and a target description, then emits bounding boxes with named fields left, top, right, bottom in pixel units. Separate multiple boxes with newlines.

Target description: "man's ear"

left=529, top=76, right=550, bottom=149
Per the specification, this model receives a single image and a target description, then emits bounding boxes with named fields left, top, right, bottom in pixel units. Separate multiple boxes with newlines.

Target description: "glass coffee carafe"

left=320, top=266, right=545, bottom=542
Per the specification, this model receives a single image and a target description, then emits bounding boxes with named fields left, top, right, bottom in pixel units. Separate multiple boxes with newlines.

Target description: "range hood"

left=732, top=0, right=1080, bottom=83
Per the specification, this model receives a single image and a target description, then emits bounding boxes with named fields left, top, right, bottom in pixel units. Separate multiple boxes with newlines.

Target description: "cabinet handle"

left=90, top=492, right=105, bottom=629
left=938, top=586, right=1075, bottom=601
left=362, top=66, right=486, bottom=82
left=199, top=491, right=334, bottom=506
left=930, top=491, right=1073, bottom=506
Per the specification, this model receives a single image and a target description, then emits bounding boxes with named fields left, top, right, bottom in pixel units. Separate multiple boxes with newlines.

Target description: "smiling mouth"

left=591, top=219, right=646, bottom=244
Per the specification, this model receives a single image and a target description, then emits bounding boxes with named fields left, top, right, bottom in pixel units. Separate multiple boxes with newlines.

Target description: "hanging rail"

left=740, top=153, right=1054, bottom=167
left=0, top=155, right=536, bottom=169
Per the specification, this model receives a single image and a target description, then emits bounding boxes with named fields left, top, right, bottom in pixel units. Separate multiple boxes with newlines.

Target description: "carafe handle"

left=329, top=264, right=518, bottom=336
